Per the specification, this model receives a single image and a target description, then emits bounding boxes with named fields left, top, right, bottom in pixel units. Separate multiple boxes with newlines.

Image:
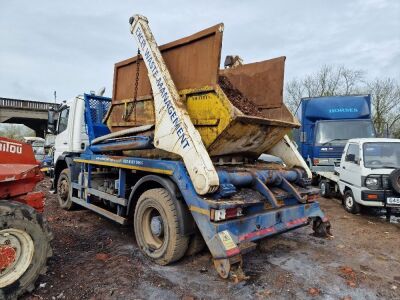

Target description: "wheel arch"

left=127, top=175, right=196, bottom=236
left=53, top=154, right=77, bottom=192
left=343, top=186, right=353, bottom=202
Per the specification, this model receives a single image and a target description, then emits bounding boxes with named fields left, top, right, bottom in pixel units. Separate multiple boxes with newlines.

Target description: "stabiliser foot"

left=213, top=255, right=249, bottom=282
left=312, top=217, right=333, bottom=238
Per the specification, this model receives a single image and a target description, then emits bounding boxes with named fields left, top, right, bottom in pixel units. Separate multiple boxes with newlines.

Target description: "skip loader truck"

left=48, top=15, right=331, bottom=279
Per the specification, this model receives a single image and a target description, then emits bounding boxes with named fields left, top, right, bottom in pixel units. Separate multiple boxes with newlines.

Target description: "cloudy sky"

left=0, top=0, right=399, bottom=102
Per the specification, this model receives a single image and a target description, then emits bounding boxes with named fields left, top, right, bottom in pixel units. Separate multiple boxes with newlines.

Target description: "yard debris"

left=340, top=266, right=354, bottom=275
left=307, top=287, right=321, bottom=296
left=339, top=266, right=358, bottom=288
left=347, top=280, right=357, bottom=288
left=39, top=282, right=47, bottom=289
left=218, top=75, right=264, bottom=117
left=256, top=289, right=272, bottom=298
left=95, top=253, right=109, bottom=261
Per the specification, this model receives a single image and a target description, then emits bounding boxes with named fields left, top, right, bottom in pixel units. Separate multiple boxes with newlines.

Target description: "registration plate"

left=387, top=197, right=400, bottom=205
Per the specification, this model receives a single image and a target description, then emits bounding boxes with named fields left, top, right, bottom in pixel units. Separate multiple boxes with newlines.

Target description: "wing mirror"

left=47, top=107, right=57, bottom=134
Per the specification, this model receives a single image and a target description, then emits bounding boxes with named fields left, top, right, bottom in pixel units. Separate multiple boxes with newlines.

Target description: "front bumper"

left=361, top=190, right=400, bottom=207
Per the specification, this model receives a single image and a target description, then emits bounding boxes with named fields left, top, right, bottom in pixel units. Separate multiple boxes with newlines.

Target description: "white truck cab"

left=336, top=138, right=400, bottom=213
left=52, top=96, right=88, bottom=164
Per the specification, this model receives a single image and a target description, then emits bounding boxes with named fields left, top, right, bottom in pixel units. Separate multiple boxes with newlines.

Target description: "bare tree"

left=368, top=78, right=400, bottom=137
left=285, top=65, right=365, bottom=113
left=285, top=78, right=304, bottom=113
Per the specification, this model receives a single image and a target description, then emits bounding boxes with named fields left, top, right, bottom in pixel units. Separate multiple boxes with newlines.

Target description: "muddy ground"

left=23, top=178, right=399, bottom=300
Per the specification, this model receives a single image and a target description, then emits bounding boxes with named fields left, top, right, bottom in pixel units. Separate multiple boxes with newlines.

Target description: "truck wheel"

left=343, top=190, right=360, bottom=214
left=134, top=188, right=189, bottom=265
left=57, top=169, right=75, bottom=210
left=0, top=201, right=52, bottom=300
left=319, top=180, right=330, bottom=198
left=185, top=230, right=206, bottom=256
left=389, top=169, right=400, bottom=194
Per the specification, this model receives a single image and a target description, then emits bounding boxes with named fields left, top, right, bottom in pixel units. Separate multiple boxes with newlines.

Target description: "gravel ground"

left=22, top=178, right=400, bottom=300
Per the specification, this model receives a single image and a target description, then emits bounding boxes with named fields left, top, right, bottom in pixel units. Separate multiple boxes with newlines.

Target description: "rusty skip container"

left=104, top=23, right=299, bottom=158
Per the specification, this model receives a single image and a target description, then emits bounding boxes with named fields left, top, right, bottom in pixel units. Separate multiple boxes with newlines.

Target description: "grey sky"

left=0, top=0, right=399, bottom=102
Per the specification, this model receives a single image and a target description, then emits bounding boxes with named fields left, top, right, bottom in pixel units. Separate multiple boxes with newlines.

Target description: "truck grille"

left=382, top=175, right=391, bottom=190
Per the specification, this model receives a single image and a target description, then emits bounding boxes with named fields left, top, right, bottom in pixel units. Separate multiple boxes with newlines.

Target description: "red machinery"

left=0, top=137, right=52, bottom=299
left=0, top=137, right=45, bottom=211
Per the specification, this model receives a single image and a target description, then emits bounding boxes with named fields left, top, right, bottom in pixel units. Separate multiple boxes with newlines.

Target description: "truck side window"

left=58, top=108, right=69, bottom=134
left=345, top=144, right=359, bottom=164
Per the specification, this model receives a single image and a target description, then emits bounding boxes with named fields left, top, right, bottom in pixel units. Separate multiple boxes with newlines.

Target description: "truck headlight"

left=365, top=176, right=381, bottom=189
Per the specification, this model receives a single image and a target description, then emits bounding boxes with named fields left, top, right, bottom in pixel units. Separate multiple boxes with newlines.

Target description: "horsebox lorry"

left=48, top=15, right=331, bottom=279
left=294, top=95, right=376, bottom=196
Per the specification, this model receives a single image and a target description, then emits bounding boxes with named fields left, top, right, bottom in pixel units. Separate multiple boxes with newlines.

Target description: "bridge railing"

left=0, top=97, right=58, bottom=111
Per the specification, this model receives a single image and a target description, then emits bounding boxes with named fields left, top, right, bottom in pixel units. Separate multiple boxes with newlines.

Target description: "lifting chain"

left=123, top=48, right=141, bottom=121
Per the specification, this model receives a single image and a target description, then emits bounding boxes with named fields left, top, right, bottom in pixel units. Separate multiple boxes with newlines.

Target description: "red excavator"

left=0, top=137, right=52, bottom=299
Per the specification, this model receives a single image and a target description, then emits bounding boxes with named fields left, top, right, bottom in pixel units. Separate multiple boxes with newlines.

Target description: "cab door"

left=53, top=106, right=70, bottom=163
left=340, top=143, right=362, bottom=198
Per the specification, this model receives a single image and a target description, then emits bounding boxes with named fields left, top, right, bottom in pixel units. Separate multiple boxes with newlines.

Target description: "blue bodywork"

left=69, top=94, right=329, bottom=264
left=295, top=95, right=375, bottom=172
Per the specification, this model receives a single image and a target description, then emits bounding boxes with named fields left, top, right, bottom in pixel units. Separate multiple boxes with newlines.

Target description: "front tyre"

left=343, top=190, right=360, bottom=214
left=57, top=169, right=75, bottom=210
left=0, top=201, right=52, bottom=300
left=134, top=188, right=189, bottom=265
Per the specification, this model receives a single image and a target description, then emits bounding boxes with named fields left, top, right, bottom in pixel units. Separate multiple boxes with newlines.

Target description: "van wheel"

left=134, top=188, right=189, bottom=265
left=343, top=190, right=360, bottom=214
left=57, top=169, right=75, bottom=210
left=319, top=180, right=330, bottom=198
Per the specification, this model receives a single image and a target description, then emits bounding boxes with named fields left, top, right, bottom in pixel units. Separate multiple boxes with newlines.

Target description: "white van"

left=336, top=138, right=400, bottom=213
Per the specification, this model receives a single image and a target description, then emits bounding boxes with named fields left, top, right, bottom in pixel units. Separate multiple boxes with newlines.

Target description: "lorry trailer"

left=49, top=15, right=331, bottom=279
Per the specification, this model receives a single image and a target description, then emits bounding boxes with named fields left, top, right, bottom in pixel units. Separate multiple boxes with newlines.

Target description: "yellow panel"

left=186, top=91, right=233, bottom=147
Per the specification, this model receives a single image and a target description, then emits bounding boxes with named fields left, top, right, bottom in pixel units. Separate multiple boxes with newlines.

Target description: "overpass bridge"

left=0, top=97, right=59, bottom=138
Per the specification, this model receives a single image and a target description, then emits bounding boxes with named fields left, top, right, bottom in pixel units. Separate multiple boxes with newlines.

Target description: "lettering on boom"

left=135, top=25, right=190, bottom=150
left=0, top=140, right=22, bottom=154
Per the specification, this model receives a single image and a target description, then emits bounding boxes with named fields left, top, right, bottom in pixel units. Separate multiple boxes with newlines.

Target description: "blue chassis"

left=73, top=152, right=328, bottom=260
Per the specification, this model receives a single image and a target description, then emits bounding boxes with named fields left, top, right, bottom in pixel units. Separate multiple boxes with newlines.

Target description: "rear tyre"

left=0, top=201, right=52, bottom=300
left=319, top=180, right=331, bottom=198
left=343, top=190, right=360, bottom=214
left=57, top=169, right=75, bottom=210
left=134, top=188, right=189, bottom=265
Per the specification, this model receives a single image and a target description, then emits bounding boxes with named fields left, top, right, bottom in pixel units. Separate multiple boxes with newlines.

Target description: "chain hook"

left=123, top=48, right=140, bottom=121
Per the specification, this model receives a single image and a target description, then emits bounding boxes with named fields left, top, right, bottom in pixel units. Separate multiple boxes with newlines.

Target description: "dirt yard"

left=23, top=178, right=400, bottom=300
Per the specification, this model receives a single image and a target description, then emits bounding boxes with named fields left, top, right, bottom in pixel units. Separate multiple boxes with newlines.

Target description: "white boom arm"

left=129, top=14, right=219, bottom=195
left=267, top=135, right=312, bottom=178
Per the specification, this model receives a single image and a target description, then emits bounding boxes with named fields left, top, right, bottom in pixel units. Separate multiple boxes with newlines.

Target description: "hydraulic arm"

left=128, top=15, right=219, bottom=195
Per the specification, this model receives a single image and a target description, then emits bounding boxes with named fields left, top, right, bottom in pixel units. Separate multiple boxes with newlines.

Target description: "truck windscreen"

left=363, top=142, right=400, bottom=168
left=315, top=120, right=375, bottom=146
